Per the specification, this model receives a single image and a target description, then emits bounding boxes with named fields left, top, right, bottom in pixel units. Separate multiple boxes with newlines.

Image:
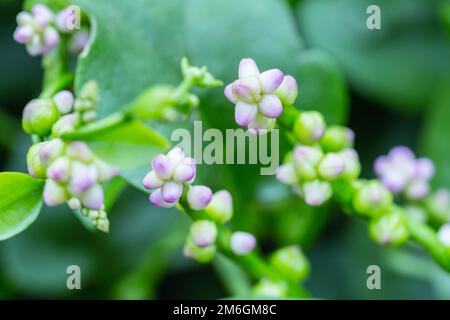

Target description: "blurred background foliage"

left=1, top=0, right=450, bottom=299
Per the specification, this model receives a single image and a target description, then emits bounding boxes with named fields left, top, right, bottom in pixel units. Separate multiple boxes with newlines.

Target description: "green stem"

left=39, top=73, right=75, bottom=99
left=178, top=195, right=309, bottom=298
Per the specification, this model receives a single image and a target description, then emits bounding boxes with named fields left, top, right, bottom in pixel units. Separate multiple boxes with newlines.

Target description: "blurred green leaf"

left=294, top=49, right=349, bottom=124
left=63, top=119, right=169, bottom=169
left=0, top=109, right=20, bottom=150
left=299, top=0, right=450, bottom=113
left=0, top=172, right=44, bottom=241
left=421, top=79, right=450, bottom=188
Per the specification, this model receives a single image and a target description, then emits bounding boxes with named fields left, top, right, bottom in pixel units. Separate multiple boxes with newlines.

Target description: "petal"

left=238, top=58, right=259, bottom=78
left=149, top=188, right=174, bottom=208
left=66, top=141, right=94, bottom=162
left=43, top=27, right=59, bottom=48
left=43, top=180, right=68, bottom=206
left=380, top=173, right=406, bottom=193
left=80, top=184, right=104, bottom=210
left=230, top=232, right=257, bottom=255
left=47, top=156, right=70, bottom=182
left=142, top=170, right=164, bottom=189
left=235, top=101, right=258, bottom=126
left=13, top=25, right=33, bottom=44
left=231, top=77, right=261, bottom=102
left=224, top=84, right=237, bottom=103
left=414, top=158, right=435, bottom=180
left=259, top=69, right=284, bottom=93
left=258, top=94, right=283, bottom=118
left=161, top=182, right=183, bottom=203
left=187, top=185, right=213, bottom=210
left=275, top=75, right=298, bottom=105
left=151, top=154, right=174, bottom=180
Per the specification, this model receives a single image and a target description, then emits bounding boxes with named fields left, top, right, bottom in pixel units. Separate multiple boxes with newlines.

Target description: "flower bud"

left=320, top=126, right=354, bottom=152
left=53, top=90, right=74, bottom=114
left=51, top=113, right=80, bottom=137
left=149, top=188, right=176, bottom=208
left=79, top=184, right=104, bottom=210
left=187, top=185, right=213, bottom=210
left=276, top=163, right=297, bottom=185
left=32, top=4, right=53, bottom=27
left=97, top=218, right=110, bottom=233
left=292, top=146, right=323, bottom=181
left=317, top=153, right=345, bottom=180
left=270, top=245, right=310, bottom=281
left=43, top=179, right=69, bottom=206
left=22, top=99, right=59, bottom=136
left=152, top=154, right=175, bottom=180
left=161, top=181, right=183, bottom=204
left=339, top=149, right=361, bottom=180
left=353, top=181, right=393, bottom=217
left=258, top=94, right=283, bottom=118
left=67, top=198, right=81, bottom=210
left=26, top=143, right=47, bottom=178
left=69, top=162, right=98, bottom=195
left=293, top=111, right=325, bottom=145
left=252, top=278, right=287, bottom=298
left=230, top=231, right=256, bottom=255
left=66, top=141, right=94, bottom=163
left=275, top=75, right=298, bottom=105
left=404, top=179, right=429, bottom=200
left=79, top=80, right=99, bottom=103
left=426, top=189, right=450, bottom=224
left=82, top=110, right=97, bottom=123
left=438, top=224, right=450, bottom=247
left=369, top=212, right=409, bottom=246
left=183, top=238, right=216, bottom=263
left=47, top=156, right=70, bottom=182
left=39, top=138, right=65, bottom=165
left=190, top=220, right=217, bottom=248
left=302, top=180, right=332, bottom=207
left=205, top=190, right=233, bottom=223
left=173, top=158, right=196, bottom=183
left=414, top=158, right=435, bottom=180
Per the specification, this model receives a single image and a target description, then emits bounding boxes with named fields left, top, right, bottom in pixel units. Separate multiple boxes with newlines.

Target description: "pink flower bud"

left=149, top=188, right=175, bottom=208
left=438, top=224, right=450, bottom=247
left=173, top=158, right=196, bottom=183
left=66, top=141, right=95, bottom=162
left=302, top=180, right=332, bottom=207
left=44, top=179, right=68, bottom=206
left=259, top=69, right=284, bottom=93
left=190, top=220, right=217, bottom=248
left=275, top=75, right=298, bottom=105
left=224, top=84, right=237, bottom=104
left=235, top=101, right=258, bottom=126
left=47, top=156, right=70, bottom=182
left=276, top=163, right=297, bottom=185
left=414, top=158, right=435, bottom=180
left=230, top=231, right=256, bottom=255
left=187, top=185, right=213, bottom=210
left=13, top=25, right=33, bottom=44
left=69, top=162, right=98, bottom=195
left=53, top=90, right=74, bottom=114
left=238, top=58, right=260, bottom=78
left=32, top=4, right=53, bottom=27
left=152, top=154, right=174, bottom=180
left=39, top=139, right=65, bottom=165
left=80, top=184, right=104, bottom=210
left=142, top=171, right=164, bottom=190
left=258, top=94, right=283, bottom=118
left=317, top=153, right=345, bottom=180
left=161, top=181, right=183, bottom=203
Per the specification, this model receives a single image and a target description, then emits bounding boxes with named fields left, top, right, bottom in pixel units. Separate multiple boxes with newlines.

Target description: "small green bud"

left=320, top=126, right=354, bottom=152
left=292, top=145, right=323, bottom=181
left=22, top=98, right=59, bottom=136
left=293, top=111, right=326, bottom=145
left=270, top=245, right=310, bottom=281
left=317, top=153, right=345, bottom=181
left=353, top=181, right=393, bottom=217
left=339, top=149, right=361, bottom=180
left=96, top=218, right=110, bottom=233
left=183, top=238, right=216, bottom=264
left=369, top=211, right=409, bottom=246
left=79, top=80, right=99, bottom=101
left=181, top=57, right=223, bottom=88
left=129, top=85, right=176, bottom=120
left=425, top=189, right=450, bottom=224
left=205, top=190, right=233, bottom=223
left=26, top=143, right=47, bottom=178
left=252, top=278, right=287, bottom=298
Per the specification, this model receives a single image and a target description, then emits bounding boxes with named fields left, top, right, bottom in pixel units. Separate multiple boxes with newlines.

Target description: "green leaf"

left=0, top=172, right=44, bottom=241
left=63, top=119, right=169, bottom=169
left=299, top=0, right=450, bottom=113
left=294, top=49, right=349, bottom=124
left=420, top=79, right=450, bottom=188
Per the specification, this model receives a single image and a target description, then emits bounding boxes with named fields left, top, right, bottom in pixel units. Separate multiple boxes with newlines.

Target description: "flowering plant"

left=1, top=0, right=450, bottom=299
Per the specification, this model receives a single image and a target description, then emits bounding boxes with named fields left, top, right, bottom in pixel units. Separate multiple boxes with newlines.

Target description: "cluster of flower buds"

left=224, top=58, right=298, bottom=135
left=144, top=147, right=257, bottom=262
left=26, top=139, right=117, bottom=232
left=14, top=4, right=88, bottom=56
left=277, top=126, right=360, bottom=206
left=22, top=81, right=99, bottom=138
left=374, top=146, right=435, bottom=200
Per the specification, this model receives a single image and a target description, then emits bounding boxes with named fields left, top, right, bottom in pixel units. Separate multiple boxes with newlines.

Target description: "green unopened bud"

left=26, top=143, right=47, bottom=178
left=369, top=211, right=409, bottom=246
left=75, top=81, right=99, bottom=112
left=52, top=114, right=80, bottom=137
left=292, top=145, right=323, bottom=181
left=425, top=189, right=450, bottom=224
left=252, top=278, right=287, bottom=298
left=22, top=98, right=59, bottom=136
left=317, top=153, right=345, bottom=181
left=181, top=57, right=223, bottom=88
left=96, top=218, right=110, bottom=233
left=183, top=238, right=216, bottom=264
left=270, top=245, right=310, bottom=281
left=339, top=149, right=361, bottom=180
left=205, top=190, right=233, bottom=223
left=353, top=181, right=393, bottom=217
left=320, top=126, right=354, bottom=152
left=189, top=220, right=217, bottom=248
left=293, top=111, right=326, bottom=145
